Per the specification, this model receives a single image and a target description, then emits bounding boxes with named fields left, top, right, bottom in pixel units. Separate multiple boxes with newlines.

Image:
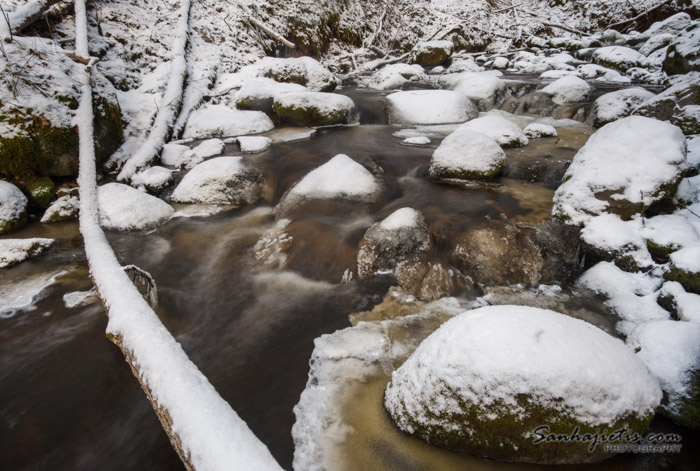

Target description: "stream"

left=1, top=85, right=698, bottom=471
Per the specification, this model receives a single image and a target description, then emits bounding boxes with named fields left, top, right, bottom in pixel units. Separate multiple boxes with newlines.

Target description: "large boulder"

left=459, top=115, right=528, bottom=147
left=385, top=90, right=478, bottom=125
left=384, top=305, right=661, bottom=464
left=454, top=219, right=581, bottom=287
left=357, top=208, right=432, bottom=279
left=639, top=33, right=673, bottom=57
left=410, top=40, right=453, bottom=67
left=540, top=75, right=591, bottom=105
left=369, top=63, right=427, bottom=90
left=440, top=72, right=508, bottom=111
left=633, top=72, right=700, bottom=122
left=170, top=157, right=264, bottom=205
left=627, top=320, right=700, bottom=429
left=273, top=92, right=356, bottom=127
left=235, top=77, right=306, bottom=113
left=592, top=46, right=645, bottom=72
left=255, top=56, right=338, bottom=92
left=664, top=22, right=700, bottom=75
left=98, top=183, right=174, bottom=231
left=428, top=128, right=505, bottom=180
left=589, top=87, right=656, bottom=128
left=40, top=194, right=80, bottom=223
left=0, top=238, right=54, bottom=268
left=0, top=180, right=28, bottom=234
left=552, top=116, right=686, bottom=225
left=638, top=13, right=692, bottom=40
left=182, top=105, right=274, bottom=139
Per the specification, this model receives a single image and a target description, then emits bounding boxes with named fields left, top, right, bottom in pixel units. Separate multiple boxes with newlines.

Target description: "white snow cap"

left=385, top=90, right=478, bottom=125
left=670, top=245, right=700, bottom=273
left=592, top=46, right=645, bottom=70
left=238, top=136, right=272, bottom=154
left=385, top=305, right=662, bottom=427
left=524, top=123, right=558, bottom=138
left=540, top=75, right=591, bottom=105
left=171, top=157, right=263, bottom=205
left=182, top=105, right=274, bottom=139
left=441, top=72, right=507, bottom=111
left=378, top=207, right=422, bottom=230
left=460, top=114, right=529, bottom=147
left=98, top=183, right=174, bottom=231
left=0, top=180, right=28, bottom=228
left=0, top=238, right=54, bottom=268
left=429, top=128, right=505, bottom=178
left=553, top=116, right=686, bottom=225
left=591, top=87, right=656, bottom=126
left=370, top=63, right=427, bottom=90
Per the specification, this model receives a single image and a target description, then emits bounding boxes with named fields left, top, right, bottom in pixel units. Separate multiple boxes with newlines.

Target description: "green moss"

left=26, top=178, right=56, bottom=209
left=429, top=161, right=504, bottom=181
left=664, top=368, right=700, bottom=430
left=387, top=386, right=654, bottom=464
left=647, top=240, right=676, bottom=264
left=273, top=102, right=349, bottom=126
left=0, top=207, right=27, bottom=235
left=92, top=96, right=125, bottom=169
left=664, top=266, right=700, bottom=295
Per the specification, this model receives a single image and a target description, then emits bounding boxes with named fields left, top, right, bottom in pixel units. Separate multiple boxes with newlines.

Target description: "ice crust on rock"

left=171, top=157, right=264, bottom=206
left=182, top=104, right=274, bottom=139
left=553, top=116, right=687, bottom=225
left=98, top=183, right=174, bottom=231
left=460, top=115, right=529, bottom=147
left=385, top=90, right=478, bottom=125
left=429, top=128, right=506, bottom=180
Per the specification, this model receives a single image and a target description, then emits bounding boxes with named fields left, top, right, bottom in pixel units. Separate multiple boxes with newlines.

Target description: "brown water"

left=1, top=91, right=697, bottom=471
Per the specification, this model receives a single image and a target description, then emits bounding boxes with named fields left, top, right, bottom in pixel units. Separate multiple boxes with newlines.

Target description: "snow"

left=131, top=166, right=174, bottom=192
left=265, top=127, right=317, bottom=143
left=238, top=136, right=272, bottom=154
left=402, top=136, right=431, bottom=146
left=97, top=183, right=174, bottom=231
left=0, top=238, right=54, bottom=268
left=429, top=128, right=505, bottom=179
left=553, top=116, right=687, bottom=225
left=639, top=33, right=674, bottom=56
left=670, top=245, right=700, bottom=273
left=459, top=115, right=529, bottom=147
left=182, top=105, right=274, bottom=139
left=660, top=282, right=700, bottom=323
left=576, top=64, right=631, bottom=83
left=161, top=143, right=191, bottom=167
left=540, top=75, right=591, bottom=105
left=170, top=157, right=263, bottom=206
left=668, top=21, right=700, bottom=61
left=592, top=46, right=645, bottom=70
left=524, top=123, right=557, bottom=138
left=445, top=57, right=484, bottom=73
left=0, top=268, right=65, bottom=318
left=234, top=77, right=306, bottom=108
left=385, top=305, right=662, bottom=430
left=279, top=154, right=381, bottom=209
left=641, top=214, right=700, bottom=251
left=440, top=72, right=507, bottom=111
left=369, top=63, right=427, bottom=90
left=377, top=207, right=421, bottom=231
left=581, top=214, right=652, bottom=268
left=590, top=87, right=656, bottom=127
left=41, top=195, right=80, bottom=223
left=385, top=90, right=478, bottom=125
left=413, top=40, right=453, bottom=57
left=273, top=92, right=356, bottom=124
left=638, top=12, right=692, bottom=40
left=492, top=57, right=509, bottom=69
left=0, top=180, right=28, bottom=229
left=168, top=138, right=226, bottom=169
left=251, top=56, right=337, bottom=92
left=626, top=320, right=700, bottom=415
left=63, top=288, right=99, bottom=309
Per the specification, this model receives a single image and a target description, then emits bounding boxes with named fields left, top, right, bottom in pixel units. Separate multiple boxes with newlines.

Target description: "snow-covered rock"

left=275, top=154, right=382, bottom=215
left=237, top=136, right=272, bottom=154
left=592, top=46, right=645, bottom=72
left=0, top=180, right=28, bottom=234
left=589, top=87, right=657, bottom=127
left=357, top=208, right=431, bottom=279
left=638, top=12, right=692, bottom=40
left=639, top=33, right=674, bottom=57
left=385, top=90, right=478, bottom=125
left=235, top=77, right=306, bottom=112
left=369, top=63, right=427, bottom=90
left=440, top=72, right=508, bottom=111
left=255, top=56, right=337, bottom=92
left=160, top=142, right=191, bottom=167
left=410, top=40, right=453, bottom=67
left=553, top=116, right=687, bottom=225
left=576, top=64, right=631, bottom=83
left=445, top=57, right=483, bottom=73
left=0, top=238, right=54, bottom=268
left=540, top=75, right=591, bottom=105
left=633, top=72, right=700, bottom=122
left=524, top=122, right=557, bottom=138
left=131, top=166, right=173, bottom=192
left=627, top=320, right=700, bottom=429
left=664, top=22, right=700, bottom=75
left=492, top=56, right=509, bottom=69
left=402, top=136, right=431, bottom=146
left=459, top=115, right=529, bottom=147
left=428, top=128, right=505, bottom=180
left=98, top=183, right=174, bottom=231
left=170, top=157, right=264, bottom=206
left=660, top=281, right=700, bottom=323
left=41, top=195, right=79, bottom=223
left=665, top=245, right=700, bottom=295
left=182, top=105, right=274, bottom=139
left=384, top=305, right=662, bottom=464
left=273, top=92, right=356, bottom=126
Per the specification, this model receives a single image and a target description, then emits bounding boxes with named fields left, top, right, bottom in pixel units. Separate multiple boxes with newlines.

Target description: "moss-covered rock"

left=273, top=91, right=355, bottom=126
left=672, top=105, right=700, bottom=135
left=26, top=178, right=56, bottom=209
left=410, top=40, right=454, bottom=67
left=0, top=180, right=28, bottom=234
left=667, top=368, right=700, bottom=429
left=664, top=266, right=700, bottom=295
left=428, top=128, right=505, bottom=181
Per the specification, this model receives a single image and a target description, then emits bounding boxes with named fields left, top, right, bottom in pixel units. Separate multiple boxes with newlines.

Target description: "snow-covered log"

left=248, top=16, right=295, bottom=48
left=0, top=0, right=62, bottom=39
left=117, top=0, right=191, bottom=182
left=73, top=2, right=282, bottom=470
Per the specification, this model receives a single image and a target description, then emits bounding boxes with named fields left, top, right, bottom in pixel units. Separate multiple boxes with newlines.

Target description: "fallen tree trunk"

left=248, top=16, right=294, bottom=48
left=606, top=0, right=675, bottom=31
left=0, top=0, right=62, bottom=39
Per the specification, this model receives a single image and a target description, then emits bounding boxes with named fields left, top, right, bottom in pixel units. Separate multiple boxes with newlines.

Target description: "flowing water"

left=1, top=87, right=697, bottom=471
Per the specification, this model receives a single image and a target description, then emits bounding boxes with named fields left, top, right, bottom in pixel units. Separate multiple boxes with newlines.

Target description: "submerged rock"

left=273, top=92, right=356, bottom=127
left=410, top=40, right=453, bottom=67
left=552, top=116, right=686, bottom=225
left=171, top=157, right=264, bottom=206
left=0, top=180, right=28, bottom=234
left=384, top=305, right=661, bottom=464
left=454, top=219, right=581, bottom=288
left=428, top=128, right=505, bottom=180
left=384, top=90, right=478, bottom=125
left=589, top=87, right=656, bottom=128
left=0, top=238, right=54, bottom=268
left=459, top=115, right=528, bottom=147
left=98, top=183, right=174, bottom=231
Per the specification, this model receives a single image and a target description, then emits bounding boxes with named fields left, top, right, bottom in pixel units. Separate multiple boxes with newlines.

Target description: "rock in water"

left=592, top=46, right=645, bottom=72
left=385, top=90, right=478, bottom=125
left=0, top=238, right=54, bottom=268
left=235, top=77, right=306, bottom=113
left=182, top=105, right=274, bottom=139
left=540, top=75, right=591, bottom=105
left=171, top=157, right=264, bottom=205
left=273, top=92, right=356, bottom=127
left=384, top=305, right=662, bottom=464
left=98, top=183, right=174, bottom=231
left=410, top=40, right=454, bottom=67
left=589, top=87, right=656, bottom=128
left=0, top=180, right=28, bottom=234
left=357, top=208, right=431, bottom=279
left=428, top=129, right=505, bottom=180
left=553, top=116, right=686, bottom=225
left=459, top=115, right=529, bottom=147
left=255, top=56, right=338, bottom=92
left=369, top=63, right=427, bottom=90
left=440, top=72, right=508, bottom=111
